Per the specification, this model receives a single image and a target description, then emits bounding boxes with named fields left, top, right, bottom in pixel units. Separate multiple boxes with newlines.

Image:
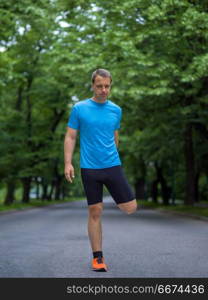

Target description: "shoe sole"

left=92, top=268, right=107, bottom=272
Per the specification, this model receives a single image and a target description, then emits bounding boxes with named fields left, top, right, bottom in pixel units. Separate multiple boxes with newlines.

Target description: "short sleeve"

left=115, top=108, right=122, bottom=130
left=67, top=105, right=80, bottom=130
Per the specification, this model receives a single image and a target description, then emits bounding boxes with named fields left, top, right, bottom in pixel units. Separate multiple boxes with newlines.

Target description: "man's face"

left=92, top=75, right=111, bottom=101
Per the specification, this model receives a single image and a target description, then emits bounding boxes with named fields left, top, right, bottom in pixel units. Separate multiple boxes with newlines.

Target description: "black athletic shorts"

left=81, top=165, right=135, bottom=206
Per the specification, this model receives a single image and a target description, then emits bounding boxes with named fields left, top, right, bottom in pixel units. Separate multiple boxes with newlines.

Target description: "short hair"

left=91, top=69, right=112, bottom=84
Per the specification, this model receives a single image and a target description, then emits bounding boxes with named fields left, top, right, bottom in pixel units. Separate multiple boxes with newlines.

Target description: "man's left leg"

left=117, top=199, right=137, bottom=214
left=104, top=166, right=138, bottom=213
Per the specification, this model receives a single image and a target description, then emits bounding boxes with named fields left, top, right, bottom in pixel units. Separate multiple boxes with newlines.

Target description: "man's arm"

left=64, top=127, right=78, bottom=183
left=114, top=130, right=119, bottom=148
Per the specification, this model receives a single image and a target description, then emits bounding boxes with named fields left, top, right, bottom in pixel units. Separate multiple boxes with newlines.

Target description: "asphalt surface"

left=0, top=197, right=208, bottom=278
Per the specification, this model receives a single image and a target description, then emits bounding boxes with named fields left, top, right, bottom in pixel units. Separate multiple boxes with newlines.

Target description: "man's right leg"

left=88, top=202, right=103, bottom=253
left=81, top=168, right=107, bottom=271
left=88, top=202, right=107, bottom=271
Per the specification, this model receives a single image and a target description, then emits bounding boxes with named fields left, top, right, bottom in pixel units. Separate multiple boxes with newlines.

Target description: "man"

left=64, top=69, right=137, bottom=272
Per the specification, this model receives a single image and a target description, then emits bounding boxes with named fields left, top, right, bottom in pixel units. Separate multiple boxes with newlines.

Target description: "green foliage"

left=0, top=0, right=208, bottom=205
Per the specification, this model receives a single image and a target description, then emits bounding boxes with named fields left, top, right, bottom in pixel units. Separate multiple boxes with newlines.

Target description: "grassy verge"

left=139, top=200, right=208, bottom=218
left=0, top=197, right=84, bottom=213
left=1, top=197, right=208, bottom=219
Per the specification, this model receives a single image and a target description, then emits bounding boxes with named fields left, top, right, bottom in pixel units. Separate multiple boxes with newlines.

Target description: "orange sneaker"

left=92, top=257, right=108, bottom=272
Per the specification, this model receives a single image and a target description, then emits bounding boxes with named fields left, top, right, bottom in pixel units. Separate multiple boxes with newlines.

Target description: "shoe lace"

left=96, top=257, right=103, bottom=264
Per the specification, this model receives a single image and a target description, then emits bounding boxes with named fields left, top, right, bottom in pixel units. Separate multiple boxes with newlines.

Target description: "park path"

left=0, top=197, right=208, bottom=278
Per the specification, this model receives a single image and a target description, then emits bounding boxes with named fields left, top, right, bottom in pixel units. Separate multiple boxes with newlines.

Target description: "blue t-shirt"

left=68, top=98, right=122, bottom=169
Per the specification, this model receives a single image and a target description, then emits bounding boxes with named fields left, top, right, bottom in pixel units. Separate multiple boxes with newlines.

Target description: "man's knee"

left=118, top=199, right=138, bottom=215
left=88, top=203, right=103, bottom=221
left=126, top=201, right=137, bottom=214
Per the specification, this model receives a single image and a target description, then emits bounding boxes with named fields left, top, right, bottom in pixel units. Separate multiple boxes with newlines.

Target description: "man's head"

left=91, top=69, right=112, bottom=101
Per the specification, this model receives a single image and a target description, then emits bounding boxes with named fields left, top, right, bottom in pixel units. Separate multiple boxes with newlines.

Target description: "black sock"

left=93, top=251, right=103, bottom=258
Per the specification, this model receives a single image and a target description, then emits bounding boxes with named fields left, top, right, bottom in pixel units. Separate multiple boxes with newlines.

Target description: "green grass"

left=0, top=197, right=84, bottom=212
left=1, top=196, right=208, bottom=219
left=139, top=200, right=208, bottom=218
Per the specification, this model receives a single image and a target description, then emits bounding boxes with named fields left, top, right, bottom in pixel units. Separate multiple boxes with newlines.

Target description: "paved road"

left=0, top=197, right=208, bottom=278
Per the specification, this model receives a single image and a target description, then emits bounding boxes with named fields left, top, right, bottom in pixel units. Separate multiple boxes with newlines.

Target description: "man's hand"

left=65, top=163, right=75, bottom=183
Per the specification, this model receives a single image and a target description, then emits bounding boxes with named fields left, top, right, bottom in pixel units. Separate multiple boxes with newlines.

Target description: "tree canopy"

left=0, top=0, right=207, bottom=205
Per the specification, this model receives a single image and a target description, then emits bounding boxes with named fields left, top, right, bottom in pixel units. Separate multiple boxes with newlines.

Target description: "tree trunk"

left=41, top=182, right=48, bottom=201
left=194, top=171, right=200, bottom=203
left=61, top=186, right=65, bottom=200
left=22, top=177, right=31, bottom=203
left=15, top=85, right=23, bottom=111
left=47, top=183, right=54, bottom=201
left=151, top=179, right=159, bottom=203
left=184, top=123, right=195, bottom=205
left=35, top=177, right=40, bottom=199
left=4, top=181, right=16, bottom=205
left=4, top=85, right=24, bottom=206
left=134, top=178, right=145, bottom=200
left=54, top=177, right=62, bottom=200
left=155, top=164, right=170, bottom=205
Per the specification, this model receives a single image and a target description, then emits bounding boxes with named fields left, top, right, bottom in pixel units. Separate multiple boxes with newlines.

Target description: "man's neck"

left=92, top=96, right=107, bottom=103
